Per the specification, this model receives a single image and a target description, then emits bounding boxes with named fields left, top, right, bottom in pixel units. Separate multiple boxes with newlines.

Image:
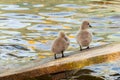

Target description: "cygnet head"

left=81, top=21, right=92, bottom=30
left=59, top=31, right=66, bottom=38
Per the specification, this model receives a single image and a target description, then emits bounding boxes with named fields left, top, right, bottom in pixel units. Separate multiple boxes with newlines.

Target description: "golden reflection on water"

left=55, top=52, right=119, bottom=79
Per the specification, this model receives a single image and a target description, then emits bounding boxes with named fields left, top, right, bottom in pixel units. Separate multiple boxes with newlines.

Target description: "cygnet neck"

left=80, top=27, right=88, bottom=31
left=59, top=32, right=65, bottom=38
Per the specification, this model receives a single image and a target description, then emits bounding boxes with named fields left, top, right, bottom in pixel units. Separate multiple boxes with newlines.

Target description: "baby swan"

left=76, top=21, right=92, bottom=51
left=51, top=31, right=70, bottom=59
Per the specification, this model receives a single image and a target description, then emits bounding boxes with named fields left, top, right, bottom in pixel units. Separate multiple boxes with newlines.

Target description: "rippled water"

left=31, top=59, right=120, bottom=80
left=58, top=59, right=120, bottom=80
left=0, top=0, right=120, bottom=76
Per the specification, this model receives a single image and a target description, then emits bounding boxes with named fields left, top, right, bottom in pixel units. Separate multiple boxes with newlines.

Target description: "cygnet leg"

left=86, top=46, right=89, bottom=49
left=61, top=51, right=64, bottom=57
left=80, top=45, right=82, bottom=51
left=54, top=54, right=57, bottom=59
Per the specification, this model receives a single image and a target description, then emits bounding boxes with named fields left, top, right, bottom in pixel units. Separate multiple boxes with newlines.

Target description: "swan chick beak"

left=89, top=24, right=92, bottom=28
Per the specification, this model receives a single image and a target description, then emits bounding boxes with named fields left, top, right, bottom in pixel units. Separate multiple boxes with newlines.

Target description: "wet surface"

left=31, top=59, right=120, bottom=80
left=0, top=0, right=119, bottom=79
left=59, top=59, right=120, bottom=80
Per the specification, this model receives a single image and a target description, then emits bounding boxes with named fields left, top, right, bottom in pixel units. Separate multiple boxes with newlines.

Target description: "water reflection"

left=56, top=4, right=90, bottom=9
left=27, top=24, right=63, bottom=30
left=37, top=60, right=120, bottom=80
left=39, top=12, right=76, bottom=17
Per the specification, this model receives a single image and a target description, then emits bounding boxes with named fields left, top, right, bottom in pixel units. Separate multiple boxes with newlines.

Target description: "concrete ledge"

left=0, top=43, right=120, bottom=80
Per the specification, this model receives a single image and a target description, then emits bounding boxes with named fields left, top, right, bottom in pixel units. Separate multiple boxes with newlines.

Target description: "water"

left=0, top=0, right=120, bottom=79
left=31, top=60, right=120, bottom=80
left=59, top=59, right=120, bottom=80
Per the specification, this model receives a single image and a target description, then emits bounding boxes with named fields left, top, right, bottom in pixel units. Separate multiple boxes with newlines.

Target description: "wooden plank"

left=0, top=43, right=120, bottom=80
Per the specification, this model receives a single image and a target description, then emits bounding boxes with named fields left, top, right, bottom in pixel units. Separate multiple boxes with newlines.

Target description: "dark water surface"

left=29, top=60, right=120, bottom=80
